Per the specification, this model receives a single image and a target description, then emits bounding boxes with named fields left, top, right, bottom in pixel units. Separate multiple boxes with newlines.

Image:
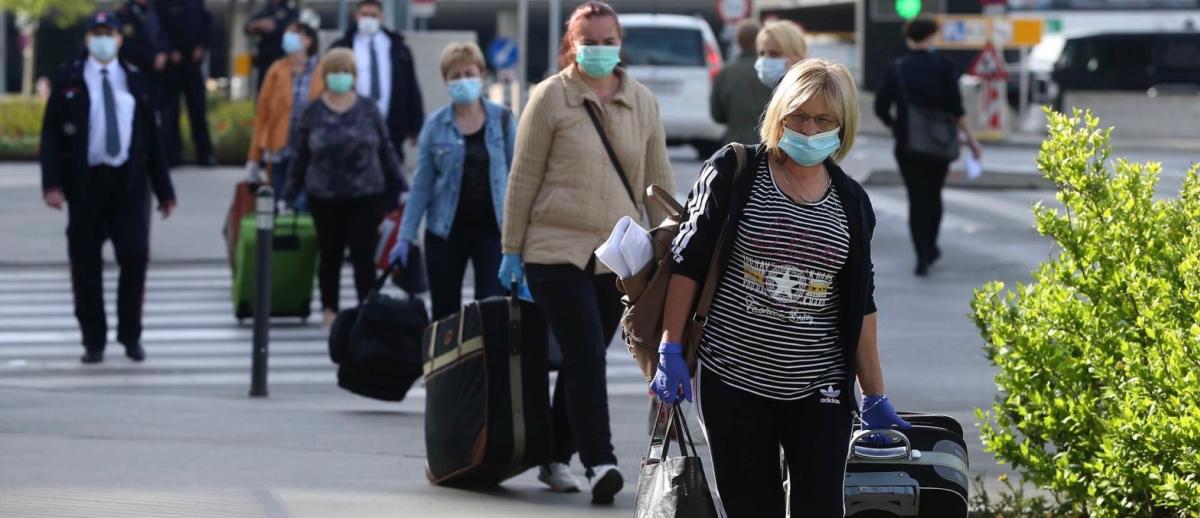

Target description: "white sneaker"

left=588, top=464, right=624, bottom=505
left=538, top=463, right=583, bottom=493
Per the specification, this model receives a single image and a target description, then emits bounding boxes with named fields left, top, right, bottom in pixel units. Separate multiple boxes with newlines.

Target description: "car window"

left=1158, top=39, right=1200, bottom=72
left=622, top=27, right=704, bottom=67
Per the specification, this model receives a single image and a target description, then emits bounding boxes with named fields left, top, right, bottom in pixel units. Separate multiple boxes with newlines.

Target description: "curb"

left=864, top=168, right=1057, bottom=190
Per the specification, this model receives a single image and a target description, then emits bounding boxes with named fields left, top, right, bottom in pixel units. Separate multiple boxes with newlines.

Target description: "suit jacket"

left=331, top=28, right=424, bottom=159
left=40, top=57, right=175, bottom=204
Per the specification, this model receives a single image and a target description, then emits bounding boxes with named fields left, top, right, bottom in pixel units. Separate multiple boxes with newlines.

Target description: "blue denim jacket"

left=399, top=99, right=516, bottom=242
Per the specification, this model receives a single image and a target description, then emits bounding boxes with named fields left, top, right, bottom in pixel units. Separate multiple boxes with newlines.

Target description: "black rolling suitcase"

left=845, top=413, right=970, bottom=517
left=422, top=293, right=553, bottom=487
left=328, top=262, right=429, bottom=402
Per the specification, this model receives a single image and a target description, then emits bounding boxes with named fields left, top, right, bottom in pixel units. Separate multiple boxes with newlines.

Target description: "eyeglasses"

left=784, top=112, right=840, bottom=132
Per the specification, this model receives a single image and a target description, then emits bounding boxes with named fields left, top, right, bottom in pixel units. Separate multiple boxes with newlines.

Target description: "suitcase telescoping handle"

left=849, top=429, right=915, bottom=461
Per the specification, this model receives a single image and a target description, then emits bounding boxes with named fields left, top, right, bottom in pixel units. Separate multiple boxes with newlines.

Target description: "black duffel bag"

left=329, top=260, right=429, bottom=402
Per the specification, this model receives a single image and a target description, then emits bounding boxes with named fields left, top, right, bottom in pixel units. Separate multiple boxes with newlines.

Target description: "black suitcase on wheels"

left=845, top=413, right=970, bottom=517
left=422, top=294, right=553, bottom=487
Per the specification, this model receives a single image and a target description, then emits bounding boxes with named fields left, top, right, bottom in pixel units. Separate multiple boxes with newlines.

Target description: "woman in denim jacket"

left=390, top=42, right=516, bottom=320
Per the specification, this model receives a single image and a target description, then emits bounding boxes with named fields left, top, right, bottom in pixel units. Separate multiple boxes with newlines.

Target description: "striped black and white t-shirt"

left=699, top=159, right=851, bottom=401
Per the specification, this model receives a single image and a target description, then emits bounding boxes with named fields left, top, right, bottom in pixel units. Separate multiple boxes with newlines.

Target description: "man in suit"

left=158, top=0, right=216, bottom=166
left=330, top=0, right=424, bottom=163
left=116, top=0, right=170, bottom=93
left=40, top=12, right=177, bottom=364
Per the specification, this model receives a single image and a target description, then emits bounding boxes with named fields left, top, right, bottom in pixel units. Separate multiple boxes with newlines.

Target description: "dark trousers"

left=423, top=220, right=503, bottom=321
left=165, top=61, right=213, bottom=162
left=526, top=259, right=623, bottom=469
left=308, top=195, right=385, bottom=312
left=696, top=364, right=853, bottom=518
left=268, top=159, right=307, bottom=212
left=66, top=164, right=152, bottom=352
left=896, top=152, right=951, bottom=265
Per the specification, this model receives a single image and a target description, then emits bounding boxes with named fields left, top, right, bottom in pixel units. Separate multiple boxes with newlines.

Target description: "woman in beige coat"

left=499, top=0, right=676, bottom=505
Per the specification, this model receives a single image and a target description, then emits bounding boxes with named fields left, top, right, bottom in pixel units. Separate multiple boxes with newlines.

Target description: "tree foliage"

left=972, top=109, right=1200, bottom=517
left=0, top=0, right=93, bottom=26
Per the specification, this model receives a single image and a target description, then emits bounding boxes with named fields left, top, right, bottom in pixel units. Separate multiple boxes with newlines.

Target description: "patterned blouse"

left=285, top=96, right=405, bottom=203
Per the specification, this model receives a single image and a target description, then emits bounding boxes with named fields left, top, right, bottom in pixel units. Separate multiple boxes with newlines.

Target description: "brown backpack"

left=616, top=143, right=748, bottom=380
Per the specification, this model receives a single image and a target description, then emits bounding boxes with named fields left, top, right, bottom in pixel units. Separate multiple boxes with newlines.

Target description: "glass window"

left=1158, top=39, right=1200, bottom=72
left=621, top=28, right=704, bottom=67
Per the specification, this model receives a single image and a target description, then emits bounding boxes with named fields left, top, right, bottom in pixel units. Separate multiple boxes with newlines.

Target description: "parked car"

left=619, top=14, right=725, bottom=159
left=1051, top=32, right=1200, bottom=108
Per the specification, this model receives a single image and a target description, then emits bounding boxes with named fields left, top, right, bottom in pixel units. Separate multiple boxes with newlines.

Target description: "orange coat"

left=248, top=57, right=325, bottom=163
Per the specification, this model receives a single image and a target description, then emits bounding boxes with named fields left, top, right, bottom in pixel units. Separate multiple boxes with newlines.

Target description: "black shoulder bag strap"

left=583, top=101, right=638, bottom=208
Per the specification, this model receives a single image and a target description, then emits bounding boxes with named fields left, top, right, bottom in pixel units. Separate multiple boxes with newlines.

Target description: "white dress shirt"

left=353, top=31, right=392, bottom=118
left=83, top=57, right=136, bottom=167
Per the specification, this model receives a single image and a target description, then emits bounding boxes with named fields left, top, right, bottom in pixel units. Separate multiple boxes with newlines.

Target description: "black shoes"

left=80, top=351, right=104, bottom=364
left=124, top=343, right=146, bottom=362
left=915, top=248, right=942, bottom=277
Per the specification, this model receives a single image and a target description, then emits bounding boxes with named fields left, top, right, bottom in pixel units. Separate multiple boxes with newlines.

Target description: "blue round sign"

left=487, top=37, right=519, bottom=70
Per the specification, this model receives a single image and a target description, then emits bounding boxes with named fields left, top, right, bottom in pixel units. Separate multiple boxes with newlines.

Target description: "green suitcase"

left=232, top=213, right=319, bottom=322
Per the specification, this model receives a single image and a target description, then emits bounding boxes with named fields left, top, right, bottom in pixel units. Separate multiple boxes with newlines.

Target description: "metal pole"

left=517, top=0, right=528, bottom=100
left=1018, top=46, right=1031, bottom=132
left=548, top=0, right=561, bottom=80
left=0, top=12, right=7, bottom=93
left=337, top=0, right=349, bottom=35
left=250, top=186, right=274, bottom=398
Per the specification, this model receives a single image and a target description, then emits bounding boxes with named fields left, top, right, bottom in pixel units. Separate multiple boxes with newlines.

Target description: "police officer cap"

left=87, top=11, right=120, bottom=31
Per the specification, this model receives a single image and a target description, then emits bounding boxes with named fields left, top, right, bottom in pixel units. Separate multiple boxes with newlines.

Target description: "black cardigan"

left=669, top=144, right=877, bottom=411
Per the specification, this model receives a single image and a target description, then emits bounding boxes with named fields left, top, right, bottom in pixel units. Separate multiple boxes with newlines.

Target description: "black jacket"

left=246, top=0, right=297, bottom=68
left=874, top=49, right=966, bottom=150
left=116, top=1, right=170, bottom=72
left=157, top=0, right=212, bottom=53
left=669, top=144, right=876, bottom=411
left=331, top=28, right=425, bottom=157
left=40, top=58, right=175, bottom=204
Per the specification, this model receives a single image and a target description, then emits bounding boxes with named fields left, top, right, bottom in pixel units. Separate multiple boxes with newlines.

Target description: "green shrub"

left=180, top=99, right=254, bottom=164
left=0, top=96, right=46, bottom=159
left=971, top=109, right=1200, bottom=517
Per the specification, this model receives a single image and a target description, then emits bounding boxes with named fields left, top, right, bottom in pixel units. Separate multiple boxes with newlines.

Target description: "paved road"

left=0, top=137, right=1167, bottom=515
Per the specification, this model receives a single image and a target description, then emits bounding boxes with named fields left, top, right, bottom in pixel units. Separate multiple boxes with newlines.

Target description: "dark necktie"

left=101, top=68, right=120, bottom=158
left=369, top=38, right=381, bottom=101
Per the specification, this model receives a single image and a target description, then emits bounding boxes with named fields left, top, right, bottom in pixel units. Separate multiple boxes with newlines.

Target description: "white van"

left=619, top=14, right=725, bottom=159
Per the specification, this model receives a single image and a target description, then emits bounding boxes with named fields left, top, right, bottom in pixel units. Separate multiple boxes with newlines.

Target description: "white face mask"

left=755, top=57, right=787, bottom=87
left=357, top=16, right=381, bottom=36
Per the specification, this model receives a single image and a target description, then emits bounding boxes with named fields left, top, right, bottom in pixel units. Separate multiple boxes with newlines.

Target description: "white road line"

left=866, top=188, right=992, bottom=233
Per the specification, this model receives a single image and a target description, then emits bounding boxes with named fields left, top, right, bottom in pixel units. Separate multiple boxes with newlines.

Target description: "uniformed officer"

left=159, top=0, right=216, bottom=166
left=116, top=0, right=170, bottom=81
left=40, top=12, right=177, bottom=364
left=244, top=0, right=299, bottom=91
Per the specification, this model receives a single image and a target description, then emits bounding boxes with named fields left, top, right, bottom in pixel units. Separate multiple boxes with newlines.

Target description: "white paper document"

left=619, top=220, right=654, bottom=276
left=964, top=154, right=983, bottom=181
left=596, top=216, right=635, bottom=279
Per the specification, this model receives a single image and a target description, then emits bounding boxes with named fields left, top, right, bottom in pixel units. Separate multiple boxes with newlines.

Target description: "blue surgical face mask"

left=755, top=57, right=787, bottom=87
left=448, top=77, right=483, bottom=105
left=282, top=32, right=303, bottom=55
left=575, top=45, right=621, bottom=78
left=326, top=72, right=355, bottom=94
left=779, top=127, right=841, bottom=166
left=88, top=36, right=119, bottom=63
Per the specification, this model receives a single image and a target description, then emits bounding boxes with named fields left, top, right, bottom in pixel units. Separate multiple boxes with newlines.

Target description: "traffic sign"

left=936, top=15, right=1044, bottom=49
left=412, top=0, right=435, bottom=18
left=937, top=16, right=991, bottom=48
left=968, top=42, right=1008, bottom=80
left=717, top=0, right=751, bottom=23
left=487, top=37, right=519, bottom=70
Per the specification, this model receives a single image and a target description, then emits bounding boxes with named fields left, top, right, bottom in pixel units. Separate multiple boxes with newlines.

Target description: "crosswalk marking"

left=0, top=264, right=650, bottom=393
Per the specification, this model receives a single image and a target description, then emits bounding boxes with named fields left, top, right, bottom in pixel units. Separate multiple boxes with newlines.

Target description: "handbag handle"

left=583, top=101, right=638, bottom=208
left=646, top=184, right=684, bottom=221
left=646, top=403, right=700, bottom=463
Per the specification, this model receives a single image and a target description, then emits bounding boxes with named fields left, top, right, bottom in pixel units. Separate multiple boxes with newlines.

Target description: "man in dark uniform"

left=116, top=0, right=169, bottom=85
left=40, top=12, right=177, bottom=364
left=244, top=0, right=298, bottom=91
left=330, top=0, right=424, bottom=164
left=158, top=0, right=215, bottom=166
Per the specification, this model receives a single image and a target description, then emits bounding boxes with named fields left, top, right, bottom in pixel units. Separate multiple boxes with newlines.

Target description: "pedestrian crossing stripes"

left=0, top=264, right=651, bottom=394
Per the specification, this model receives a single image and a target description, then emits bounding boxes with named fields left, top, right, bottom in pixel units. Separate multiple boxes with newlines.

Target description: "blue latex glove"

left=651, top=342, right=691, bottom=404
left=388, top=238, right=411, bottom=268
left=860, top=394, right=912, bottom=445
left=498, top=253, right=525, bottom=289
